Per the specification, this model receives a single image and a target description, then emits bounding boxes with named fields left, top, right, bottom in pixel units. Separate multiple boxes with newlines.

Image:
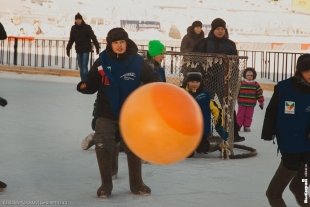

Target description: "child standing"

left=237, top=67, right=264, bottom=132
left=183, top=72, right=228, bottom=156
left=262, top=53, right=310, bottom=207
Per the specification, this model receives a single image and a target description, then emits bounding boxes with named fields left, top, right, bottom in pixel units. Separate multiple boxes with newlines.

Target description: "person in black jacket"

left=180, top=21, right=204, bottom=80
left=77, top=28, right=159, bottom=198
left=180, top=20, right=204, bottom=53
left=0, top=22, right=7, bottom=40
left=194, top=18, right=244, bottom=142
left=262, top=53, right=310, bottom=207
left=66, top=13, right=100, bottom=81
left=0, top=96, right=7, bottom=191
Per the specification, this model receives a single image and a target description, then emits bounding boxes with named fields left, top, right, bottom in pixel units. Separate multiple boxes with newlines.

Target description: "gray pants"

left=94, top=117, right=118, bottom=153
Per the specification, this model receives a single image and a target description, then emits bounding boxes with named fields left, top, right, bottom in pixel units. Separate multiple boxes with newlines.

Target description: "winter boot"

left=289, top=166, right=310, bottom=207
left=244, top=127, right=251, bottom=132
left=234, top=111, right=245, bottom=142
left=0, top=181, right=7, bottom=191
left=127, top=151, right=151, bottom=195
left=95, top=147, right=113, bottom=198
left=266, top=162, right=297, bottom=207
left=206, top=136, right=223, bottom=152
left=234, top=135, right=245, bottom=143
left=111, top=143, right=120, bottom=179
left=81, top=133, right=95, bottom=150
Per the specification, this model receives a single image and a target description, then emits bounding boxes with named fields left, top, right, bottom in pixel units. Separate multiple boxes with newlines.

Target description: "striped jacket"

left=237, top=80, right=264, bottom=107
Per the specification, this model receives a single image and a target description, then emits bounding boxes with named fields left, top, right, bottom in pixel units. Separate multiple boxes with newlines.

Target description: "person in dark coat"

left=180, top=20, right=204, bottom=53
left=193, top=18, right=244, bottom=142
left=0, top=22, right=7, bottom=40
left=262, top=53, right=310, bottom=207
left=180, top=21, right=204, bottom=79
left=77, top=27, right=159, bottom=198
left=66, top=13, right=100, bottom=81
left=0, top=96, right=8, bottom=191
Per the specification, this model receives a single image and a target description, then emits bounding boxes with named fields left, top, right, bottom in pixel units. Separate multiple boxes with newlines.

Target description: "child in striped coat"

left=237, top=68, right=264, bottom=132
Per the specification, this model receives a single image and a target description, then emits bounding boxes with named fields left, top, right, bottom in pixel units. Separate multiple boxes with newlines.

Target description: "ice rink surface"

left=0, top=72, right=298, bottom=207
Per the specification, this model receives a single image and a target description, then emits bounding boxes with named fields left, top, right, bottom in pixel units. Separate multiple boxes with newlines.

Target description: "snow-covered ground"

left=1, top=0, right=310, bottom=46
left=0, top=72, right=301, bottom=207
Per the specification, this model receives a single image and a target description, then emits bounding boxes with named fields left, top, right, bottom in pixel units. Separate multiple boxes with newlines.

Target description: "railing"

left=0, top=37, right=305, bottom=83
left=263, top=51, right=302, bottom=82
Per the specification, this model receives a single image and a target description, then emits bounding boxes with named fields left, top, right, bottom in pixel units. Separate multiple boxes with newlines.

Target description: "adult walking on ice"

left=66, top=12, right=100, bottom=81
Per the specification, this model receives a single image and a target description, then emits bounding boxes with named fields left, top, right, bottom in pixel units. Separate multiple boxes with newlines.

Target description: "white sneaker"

left=81, top=133, right=95, bottom=150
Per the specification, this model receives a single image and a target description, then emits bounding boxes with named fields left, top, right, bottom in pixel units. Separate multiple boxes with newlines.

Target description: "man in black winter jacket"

left=66, top=13, right=100, bottom=81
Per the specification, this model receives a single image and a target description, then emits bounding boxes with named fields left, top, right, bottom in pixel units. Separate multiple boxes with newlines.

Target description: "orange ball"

left=120, top=83, right=203, bottom=165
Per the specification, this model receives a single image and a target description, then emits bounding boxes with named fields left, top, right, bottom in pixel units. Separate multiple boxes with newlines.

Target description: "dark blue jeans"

left=77, top=52, right=89, bottom=81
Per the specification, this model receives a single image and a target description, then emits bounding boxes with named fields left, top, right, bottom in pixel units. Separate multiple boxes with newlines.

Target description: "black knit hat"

left=296, top=53, right=310, bottom=72
left=75, top=12, right=83, bottom=20
left=192, top=20, right=202, bottom=28
left=106, top=27, right=129, bottom=44
left=186, top=72, right=202, bottom=82
left=211, top=18, right=226, bottom=30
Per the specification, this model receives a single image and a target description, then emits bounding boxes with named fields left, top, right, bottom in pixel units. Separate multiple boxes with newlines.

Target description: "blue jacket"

left=262, top=77, right=310, bottom=153
left=77, top=42, right=160, bottom=120
left=98, top=51, right=143, bottom=118
left=276, top=79, right=310, bottom=153
left=190, top=91, right=212, bottom=136
left=145, top=58, right=166, bottom=82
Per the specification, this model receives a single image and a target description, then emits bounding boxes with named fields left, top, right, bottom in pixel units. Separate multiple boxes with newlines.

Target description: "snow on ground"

left=0, top=72, right=301, bottom=207
left=1, top=0, right=310, bottom=45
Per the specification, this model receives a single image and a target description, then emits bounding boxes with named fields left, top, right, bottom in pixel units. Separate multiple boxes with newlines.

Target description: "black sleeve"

left=180, top=35, right=189, bottom=52
left=66, top=26, right=74, bottom=50
left=0, top=23, right=7, bottom=40
left=231, top=41, right=238, bottom=55
left=193, top=39, right=206, bottom=53
left=88, top=25, right=100, bottom=51
left=141, top=61, right=161, bottom=84
left=261, top=85, right=279, bottom=140
left=77, top=58, right=101, bottom=94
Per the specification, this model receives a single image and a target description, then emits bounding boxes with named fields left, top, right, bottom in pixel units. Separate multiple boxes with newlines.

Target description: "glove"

left=259, top=104, right=264, bottom=110
left=0, top=97, right=7, bottom=107
left=215, top=125, right=228, bottom=141
left=76, top=81, right=87, bottom=92
left=66, top=49, right=70, bottom=57
left=96, top=48, right=100, bottom=55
